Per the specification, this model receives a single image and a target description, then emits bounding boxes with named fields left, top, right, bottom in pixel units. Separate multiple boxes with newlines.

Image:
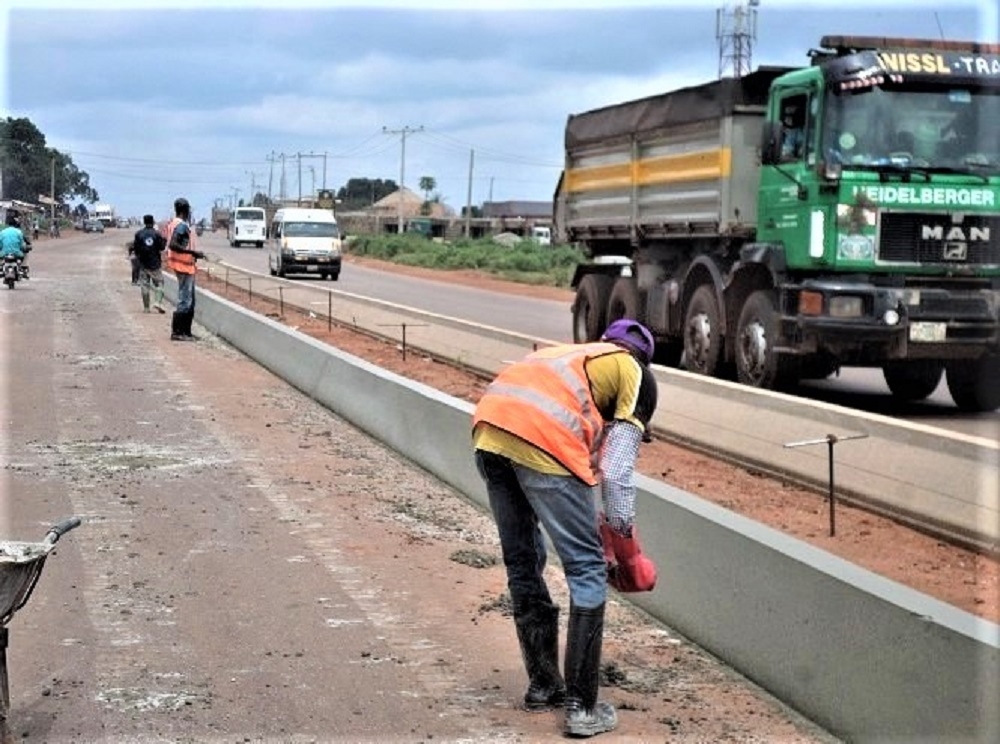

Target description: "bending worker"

left=471, top=319, right=659, bottom=739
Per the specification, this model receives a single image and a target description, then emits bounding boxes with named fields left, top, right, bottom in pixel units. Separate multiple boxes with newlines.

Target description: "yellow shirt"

left=473, top=350, right=645, bottom=475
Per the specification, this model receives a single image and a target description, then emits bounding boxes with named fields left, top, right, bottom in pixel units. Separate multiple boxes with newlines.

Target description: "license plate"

left=909, top=322, right=947, bottom=342
left=306, top=265, right=319, bottom=272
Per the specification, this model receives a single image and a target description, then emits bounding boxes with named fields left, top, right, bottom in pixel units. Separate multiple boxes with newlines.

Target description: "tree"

left=336, top=178, right=398, bottom=212
left=0, top=116, right=98, bottom=207
left=418, top=176, right=436, bottom=201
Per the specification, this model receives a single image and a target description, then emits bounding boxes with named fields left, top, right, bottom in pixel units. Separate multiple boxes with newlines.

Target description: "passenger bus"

left=229, top=206, right=267, bottom=248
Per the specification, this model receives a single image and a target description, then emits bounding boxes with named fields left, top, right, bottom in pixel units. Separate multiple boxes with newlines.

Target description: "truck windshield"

left=821, top=84, right=1000, bottom=172
left=283, top=221, right=339, bottom=238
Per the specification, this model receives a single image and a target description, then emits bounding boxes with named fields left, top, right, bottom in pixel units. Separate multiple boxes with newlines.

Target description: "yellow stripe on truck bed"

left=566, top=148, right=732, bottom=193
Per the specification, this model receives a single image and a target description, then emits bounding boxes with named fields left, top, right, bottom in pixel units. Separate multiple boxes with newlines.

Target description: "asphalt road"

left=205, top=232, right=998, bottom=441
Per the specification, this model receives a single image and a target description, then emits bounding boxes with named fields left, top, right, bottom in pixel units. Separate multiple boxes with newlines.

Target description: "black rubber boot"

left=181, top=311, right=198, bottom=340
left=170, top=311, right=185, bottom=341
left=563, top=603, right=617, bottom=738
left=514, top=600, right=565, bottom=712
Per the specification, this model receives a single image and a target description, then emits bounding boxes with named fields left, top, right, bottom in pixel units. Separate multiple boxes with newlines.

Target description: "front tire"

left=946, top=355, right=1000, bottom=412
left=572, top=274, right=614, bottom=342
left=882, top=361, right=943, bottom=402
left=734, top=290, right=795, bottom=389
left=684, top=285, right=723, bottom=377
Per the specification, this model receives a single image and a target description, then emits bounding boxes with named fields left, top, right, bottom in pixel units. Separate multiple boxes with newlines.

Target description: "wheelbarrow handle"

left=45, top=517, right=82, bottom=545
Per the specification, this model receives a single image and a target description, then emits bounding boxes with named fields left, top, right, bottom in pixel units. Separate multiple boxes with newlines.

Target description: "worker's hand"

left=195, top=251, right=207, bottom=260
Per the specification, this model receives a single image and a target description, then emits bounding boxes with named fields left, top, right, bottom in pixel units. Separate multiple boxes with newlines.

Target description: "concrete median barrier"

left=162, top=276, right=999, bottom=743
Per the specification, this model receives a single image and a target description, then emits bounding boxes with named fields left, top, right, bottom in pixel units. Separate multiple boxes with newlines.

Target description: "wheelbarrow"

left=0, top=518, right=81, bottom=743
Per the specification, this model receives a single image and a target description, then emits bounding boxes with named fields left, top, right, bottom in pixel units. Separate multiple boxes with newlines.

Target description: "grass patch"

left=347, top=234, right=583, bottom=289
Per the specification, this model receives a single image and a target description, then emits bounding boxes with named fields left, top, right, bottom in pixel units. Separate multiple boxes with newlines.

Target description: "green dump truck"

left=556, top=35, right=1000, bottom=411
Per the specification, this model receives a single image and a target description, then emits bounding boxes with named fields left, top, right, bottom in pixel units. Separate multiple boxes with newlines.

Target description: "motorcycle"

left=3, top=255, right=20, bottom=289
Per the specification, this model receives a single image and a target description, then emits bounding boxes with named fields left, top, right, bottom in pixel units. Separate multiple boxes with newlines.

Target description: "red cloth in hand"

left=599, top=516, right=658, bottom=593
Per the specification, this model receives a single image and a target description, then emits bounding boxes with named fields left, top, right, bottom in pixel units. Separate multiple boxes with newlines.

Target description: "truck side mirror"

left=760, top=121, right=782, bottom=165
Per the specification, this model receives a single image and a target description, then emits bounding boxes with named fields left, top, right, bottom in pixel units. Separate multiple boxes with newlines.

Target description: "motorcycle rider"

left=0, top=212, right=29, bottom=278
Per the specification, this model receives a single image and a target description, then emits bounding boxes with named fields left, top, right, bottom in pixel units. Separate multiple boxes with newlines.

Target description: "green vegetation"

left=347, top=234, right=584, bottom=288
left=0, top=117, right=98, bottom=206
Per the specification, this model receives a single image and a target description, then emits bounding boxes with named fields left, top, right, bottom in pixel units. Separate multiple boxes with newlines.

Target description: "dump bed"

left=555, top=67, right=789, bottom=246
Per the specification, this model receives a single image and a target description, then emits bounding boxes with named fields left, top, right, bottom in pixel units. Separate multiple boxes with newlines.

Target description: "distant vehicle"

left=230, top=206, right=267, bottom=248
left=83, top=218, right=105, bottom=233
left=530, top=225, right=552, bottom=246
left=268, top=207, right=342, bottom=280
left=93, top=203, right=115, bottom=227
left=116, top=217, right=130, bottom=228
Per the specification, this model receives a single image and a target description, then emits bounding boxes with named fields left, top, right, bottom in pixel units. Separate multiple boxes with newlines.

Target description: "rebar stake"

left=784, top=433, right=868, bottom=537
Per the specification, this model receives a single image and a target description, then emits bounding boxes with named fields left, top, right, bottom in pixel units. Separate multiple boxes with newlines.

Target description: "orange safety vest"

left=164, top=217, right=197, bottom=275
left=472, top=342, right=624, bottom=485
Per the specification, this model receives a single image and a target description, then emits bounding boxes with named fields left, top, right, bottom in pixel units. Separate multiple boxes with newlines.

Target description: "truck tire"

left=573, top=274, right=614, bottom=342
left=734, top=290, right=793, bottom=389
left=684, top=285, right=723, bottom=377
left=945, top=355, right=1000, bottom=412
left=882, top=361, right=943, bottom=402
left=607, top=277, right=643, bottom=324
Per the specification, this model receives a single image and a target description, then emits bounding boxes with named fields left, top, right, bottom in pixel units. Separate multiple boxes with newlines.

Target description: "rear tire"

left=882, top=361, right=944, bottom=402
left=946, top=355, right=1000, bottom=412
left=684, top=285, right=723, bottom=377
left=606, top=277, right=643, bottom=324
left=572, top=274, right=614, bottom=342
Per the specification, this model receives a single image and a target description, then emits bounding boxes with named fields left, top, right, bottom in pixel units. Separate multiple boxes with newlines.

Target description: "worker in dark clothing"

left=132, top=215, right=167, bottom=313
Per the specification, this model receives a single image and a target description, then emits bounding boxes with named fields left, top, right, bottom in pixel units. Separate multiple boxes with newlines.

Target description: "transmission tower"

left=716, top=0, right=759, bottom=79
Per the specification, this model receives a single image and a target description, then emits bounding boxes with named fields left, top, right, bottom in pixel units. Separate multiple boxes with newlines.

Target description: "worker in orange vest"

left=163, top=197, right=205, bottom=341
left=472, top=319, right=658, bottom=738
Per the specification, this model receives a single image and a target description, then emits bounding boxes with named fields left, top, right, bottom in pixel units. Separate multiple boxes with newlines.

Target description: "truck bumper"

left=779, top=280, right=1000, bottom=363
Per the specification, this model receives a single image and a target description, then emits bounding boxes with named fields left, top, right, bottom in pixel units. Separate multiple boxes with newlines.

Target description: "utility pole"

left=280, top=154, right=287, bottom=202
left=246, top=171, right=263, bottom=206
left=307, top=165, right=316, bottom=204
left=383, top=125, right=423, bottom=233
left=50, top=157, right=56, bottom=227
left=464, top=149, right=474, bottom=238
left=267, top=151, right=277, bottom=201
left=296, top=152, right=302, bottom=205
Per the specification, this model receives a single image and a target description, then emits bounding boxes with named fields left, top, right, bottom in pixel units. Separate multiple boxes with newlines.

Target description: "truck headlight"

left=829, top=296, right=863, bottom=318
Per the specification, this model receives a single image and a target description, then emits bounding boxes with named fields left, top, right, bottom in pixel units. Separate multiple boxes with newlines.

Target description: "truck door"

left=757, top=88, right=824, bottom=268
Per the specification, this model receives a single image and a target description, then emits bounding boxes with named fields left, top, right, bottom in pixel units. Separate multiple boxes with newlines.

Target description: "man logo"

left=921, top=224, right=990, bottom=243
left=943, top=242, right=968, bottom=261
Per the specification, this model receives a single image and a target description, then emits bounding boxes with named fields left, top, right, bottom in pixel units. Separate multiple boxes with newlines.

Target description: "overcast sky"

left=1, top=0, right=996, bottom=221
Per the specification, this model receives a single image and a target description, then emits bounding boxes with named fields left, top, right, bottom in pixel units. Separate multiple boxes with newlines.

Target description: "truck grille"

left=878, top=212, right=1000, bottom=266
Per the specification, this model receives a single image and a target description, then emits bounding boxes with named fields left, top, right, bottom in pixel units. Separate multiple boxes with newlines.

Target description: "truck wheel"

left=684, top=285, right=723, bottom=376
left=882, top=361, right=943, bottom=402
left=573, top=275, right=614, bottom=342
left=735, top=290, right=791, bottom=389
left=276, top=257, right=286, bottom=278
left=945, top=355, right=1000, bottom=412
left=607, top=277, right=643, bottom=323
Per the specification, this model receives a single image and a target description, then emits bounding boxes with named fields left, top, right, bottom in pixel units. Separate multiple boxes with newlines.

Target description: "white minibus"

left=230, top=206, right=267, bottom=248
left=267, top=208, right=342, bottom=280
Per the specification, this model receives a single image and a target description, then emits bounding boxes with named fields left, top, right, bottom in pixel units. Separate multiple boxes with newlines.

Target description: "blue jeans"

left=176, top=272, right=196, bottom=315
left=475, top=450, right=607, bottom=610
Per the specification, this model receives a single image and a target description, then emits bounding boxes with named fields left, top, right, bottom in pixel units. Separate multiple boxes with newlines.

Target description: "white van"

left=267, top=208, right=342, bottom=280
left=230, top=206, right=267, bottom=248
left=530, top=225, right=552, bottom=246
